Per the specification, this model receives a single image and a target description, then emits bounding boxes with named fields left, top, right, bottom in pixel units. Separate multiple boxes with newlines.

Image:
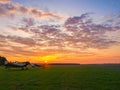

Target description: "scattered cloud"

left=64, top=13, right=120, bottom=48
left=0, top=0, right=120, bottom=58
left=0, top=2, right=62, bottom=19
left=4, top=13, right=120, bottom=54
left=0, top=0, right=11, bottom=4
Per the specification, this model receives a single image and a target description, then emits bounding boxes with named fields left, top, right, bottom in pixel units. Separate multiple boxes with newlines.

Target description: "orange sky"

left=2, top=45, right=119, bottom=64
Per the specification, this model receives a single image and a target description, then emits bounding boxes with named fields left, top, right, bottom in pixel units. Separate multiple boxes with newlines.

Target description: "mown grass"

left=0, top=65, right=120, bottom=90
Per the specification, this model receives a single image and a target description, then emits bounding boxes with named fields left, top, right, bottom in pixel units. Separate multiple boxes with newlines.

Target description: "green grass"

left=0, top=65, right=120, bottom=90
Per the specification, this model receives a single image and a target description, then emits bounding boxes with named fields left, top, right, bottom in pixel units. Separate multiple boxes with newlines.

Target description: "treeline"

left=0, top=56, right=7, bottom=65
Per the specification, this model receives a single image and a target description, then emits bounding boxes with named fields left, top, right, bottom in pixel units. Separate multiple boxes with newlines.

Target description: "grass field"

left=0, top=65, right=120, bottom=90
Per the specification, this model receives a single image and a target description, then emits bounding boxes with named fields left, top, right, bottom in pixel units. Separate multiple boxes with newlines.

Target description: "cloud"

left=0, top=0, right=11, bottom=4
left=63, top=13, right=120, bottom=49
left=1, top=12, right=120, bottom=58
left=0, top=3, right=62, bottom=19
left=30, top=8, right=61, bottom=19
left=11, top=13, right=120, bottom=50
left=22, top=17, right=35, bottom=27
left=0, top=34, right=36, bottom=46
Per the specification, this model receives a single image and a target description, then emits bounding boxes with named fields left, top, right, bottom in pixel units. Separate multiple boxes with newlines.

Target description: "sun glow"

left=45, top=60, right=48, bottom=63
left=40, top=54, right=61, bottom=62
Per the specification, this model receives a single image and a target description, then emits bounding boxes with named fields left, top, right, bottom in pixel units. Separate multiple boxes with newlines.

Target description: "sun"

left=44, top=60, right=48, bottom=64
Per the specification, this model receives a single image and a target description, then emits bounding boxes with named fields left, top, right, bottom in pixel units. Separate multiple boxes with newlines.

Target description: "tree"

left=0, top=56, right=7, bottom=66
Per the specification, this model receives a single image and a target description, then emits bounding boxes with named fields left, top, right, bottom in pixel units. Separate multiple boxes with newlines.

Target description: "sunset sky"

left=0, top=0, right=120, bottom=64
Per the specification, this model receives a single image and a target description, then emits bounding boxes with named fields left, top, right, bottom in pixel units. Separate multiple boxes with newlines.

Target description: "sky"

left=0, top=0, right=120, bottom=64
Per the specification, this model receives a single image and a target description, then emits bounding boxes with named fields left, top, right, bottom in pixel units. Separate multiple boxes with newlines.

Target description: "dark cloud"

left=22, top=17, right=35, bottom=27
